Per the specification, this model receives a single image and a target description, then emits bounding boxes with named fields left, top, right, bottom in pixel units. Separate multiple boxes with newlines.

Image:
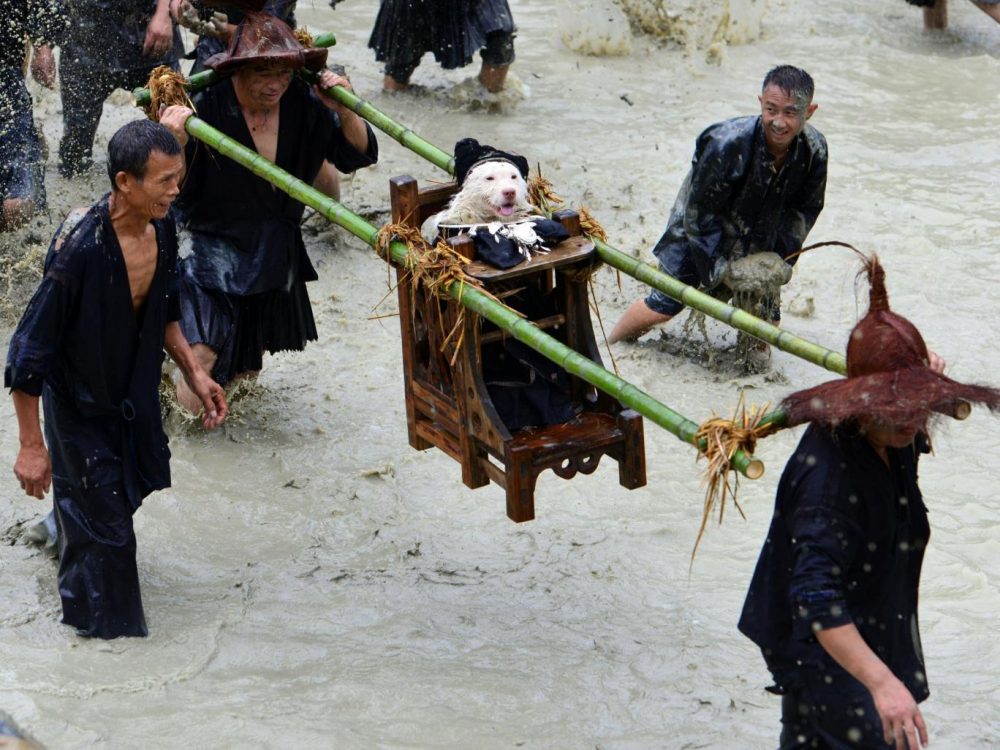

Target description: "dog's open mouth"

left=497, top=201, right=516, bottom=217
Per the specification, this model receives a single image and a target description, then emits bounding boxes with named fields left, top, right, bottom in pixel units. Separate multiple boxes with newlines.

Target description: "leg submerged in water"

left=609, top=298, right=675, bottom=343
left=54, top=484, right=148, bottom=639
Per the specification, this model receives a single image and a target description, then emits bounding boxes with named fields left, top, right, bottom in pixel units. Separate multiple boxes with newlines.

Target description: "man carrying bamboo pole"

left=159, top=12, right=378, bottom=414
left=169, top=0, right=343, bottom=200
left=7, top=119, right=228, bottom=638
left=609, top=65, right=827, bottom=345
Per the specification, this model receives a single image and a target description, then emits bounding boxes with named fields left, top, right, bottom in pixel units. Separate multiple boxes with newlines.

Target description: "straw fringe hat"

left=780, top=252, right=1000, bottom=432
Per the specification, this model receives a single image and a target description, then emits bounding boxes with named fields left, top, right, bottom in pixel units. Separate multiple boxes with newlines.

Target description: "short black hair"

left=762, top=65, right=815, bottom=104
left=107, top=119, right=181, bottom=187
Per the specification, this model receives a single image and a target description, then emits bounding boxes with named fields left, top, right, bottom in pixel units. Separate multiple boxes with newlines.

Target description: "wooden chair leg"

left=459, top=428, right=491, bottom=490
left=616, top=410, right=646, bottom=490
left=505, top=444, right=538, bottom=522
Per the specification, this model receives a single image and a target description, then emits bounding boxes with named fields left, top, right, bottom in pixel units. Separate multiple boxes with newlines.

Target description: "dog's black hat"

left=454, top=137, right=530, bottom=187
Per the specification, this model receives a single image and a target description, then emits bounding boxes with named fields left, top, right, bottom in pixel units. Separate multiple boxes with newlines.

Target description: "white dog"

left=421, top=159, right=539, bottom=243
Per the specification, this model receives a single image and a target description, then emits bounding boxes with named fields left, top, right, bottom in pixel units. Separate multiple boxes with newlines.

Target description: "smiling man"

left=6, top=118, right=227, bottom=639
left=609, top=65, right=827, bottom=344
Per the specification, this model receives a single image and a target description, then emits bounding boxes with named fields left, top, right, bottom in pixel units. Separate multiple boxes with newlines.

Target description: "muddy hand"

left=188, top=371, right=228, bottom=430
left=315, top=69, right=354, bottom=109
left=173, top=0, right=228, bottom=37
left=14, top=443, right=51, bottom=500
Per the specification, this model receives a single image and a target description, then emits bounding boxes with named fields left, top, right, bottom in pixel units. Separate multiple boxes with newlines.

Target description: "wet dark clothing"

left=5, top=196, right=181, bottom=639
left=369, top=0, right=515, bottom=83
left=175, top=76, right=377, bottom=384
left=739, top=423, right=930, bottom=748
left=0, top=0, right=68, bottom=208
left=189, top=0, right=297, bottom=73
left=645, top=115, right=827, bottom=317
left=58, top=0, right=183, bottom=174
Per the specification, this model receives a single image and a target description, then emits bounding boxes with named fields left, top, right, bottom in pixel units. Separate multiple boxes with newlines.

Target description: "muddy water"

left=2, top=1, right=999, bottom=747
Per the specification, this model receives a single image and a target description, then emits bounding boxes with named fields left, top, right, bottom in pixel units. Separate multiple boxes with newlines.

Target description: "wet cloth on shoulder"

left=739, top=423, right=930, bottom=703
left=645, top=115, right=826, bottom=315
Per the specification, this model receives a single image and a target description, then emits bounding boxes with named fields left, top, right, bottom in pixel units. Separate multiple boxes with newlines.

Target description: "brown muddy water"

left=1, top=1, right=998, bottom=747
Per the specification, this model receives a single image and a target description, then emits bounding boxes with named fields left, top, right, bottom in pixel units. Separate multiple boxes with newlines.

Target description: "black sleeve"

left=682, top=132, right=740, bottom=286
left=786, top=465, right=861, bottom=642
left=325, top=115, right=379, bottom=173
left=4, top=233, right=85, bottom=395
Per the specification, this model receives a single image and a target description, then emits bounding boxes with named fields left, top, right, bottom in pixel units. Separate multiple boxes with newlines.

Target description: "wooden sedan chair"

left=389, top=175, right=646, bottom=522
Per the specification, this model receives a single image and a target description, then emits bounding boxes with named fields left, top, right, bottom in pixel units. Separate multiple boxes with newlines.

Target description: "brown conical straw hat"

left=205, top=11, right=328, bottom=73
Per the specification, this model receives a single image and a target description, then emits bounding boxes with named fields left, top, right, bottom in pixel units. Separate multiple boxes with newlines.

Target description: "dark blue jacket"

left=653, top=115, right=827, bottom=288
left=739, top=423, right=930, bottom=703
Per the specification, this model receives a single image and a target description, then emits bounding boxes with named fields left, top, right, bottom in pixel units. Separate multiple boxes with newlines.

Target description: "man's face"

left=860, top=417, right=922, bottom=452
left=758, top=83, right=816, bottom=154
left=235, top=63, right=294, bottom=108
left=117, top=150, right=184, bottom=220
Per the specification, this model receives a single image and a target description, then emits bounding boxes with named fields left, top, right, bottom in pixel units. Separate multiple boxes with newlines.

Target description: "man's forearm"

left=12, top=390, right=44, bottom=447
left=815, top=622, right=896, bottom=693
left=164, top=321, right=201, bottom=378
left=341, top=116, right=370, bottom=157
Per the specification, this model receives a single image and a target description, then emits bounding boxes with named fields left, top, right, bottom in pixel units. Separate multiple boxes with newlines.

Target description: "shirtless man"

left=6, top=117, right=227, bottom=639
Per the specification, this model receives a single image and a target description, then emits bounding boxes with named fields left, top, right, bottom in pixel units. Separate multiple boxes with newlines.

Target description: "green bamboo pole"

left=302, top=78, right=847, bottom=376
left=594, top=243, right=847, bottom=375
left=180, top=114, right=764, bottom=479
left=132, top=31, right=337, bottom=108
left=298, top=69, right=455, bottom=174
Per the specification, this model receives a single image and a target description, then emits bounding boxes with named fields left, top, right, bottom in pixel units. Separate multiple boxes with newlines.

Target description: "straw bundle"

left=143, top=66, right=195, bottom=120
left=374, top=222, right=512, bottom=365
left=691, top=395, right=779, bottom=563
left=294, top=27, right=314, bottom=48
